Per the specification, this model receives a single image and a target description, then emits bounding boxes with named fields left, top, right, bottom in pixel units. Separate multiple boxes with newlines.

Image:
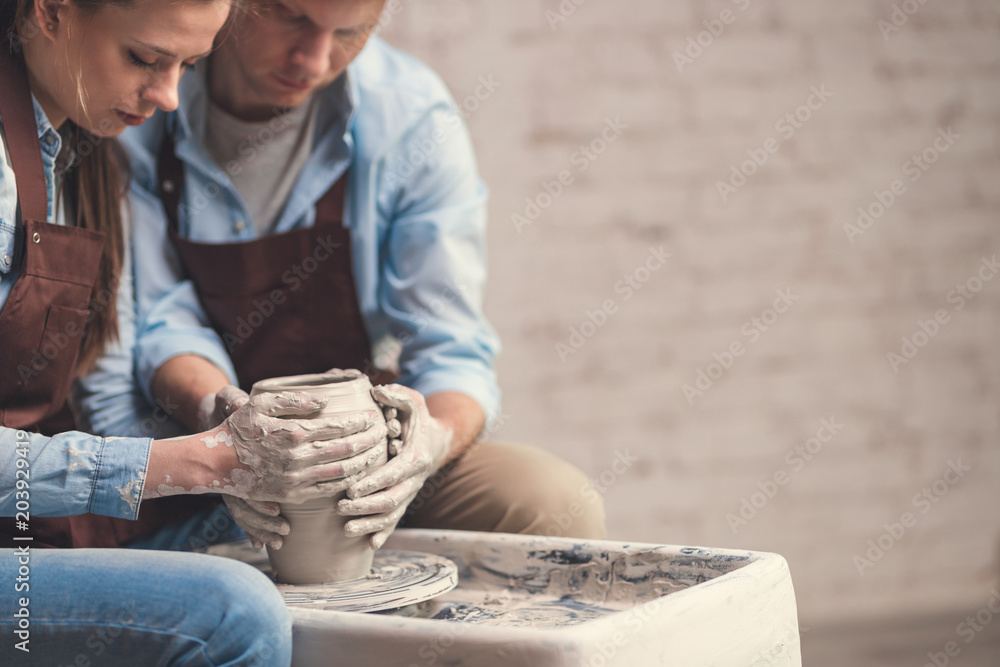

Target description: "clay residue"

left=201, top=431, right=234, bottom=448
left=464, top=542, right=751, bottom=610
left=430, top=595, right=614, bottom=628
left=117, top=469, right=145, bottom=515
left=66, top=447, right=87, bottom=472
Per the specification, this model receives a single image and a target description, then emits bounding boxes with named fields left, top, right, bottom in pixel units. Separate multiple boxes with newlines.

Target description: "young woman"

left=0, top=1, right=381, bottom=663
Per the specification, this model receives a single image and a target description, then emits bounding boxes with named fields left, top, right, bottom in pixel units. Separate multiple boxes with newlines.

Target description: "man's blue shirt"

left=79, top=36, right=502, bottom=438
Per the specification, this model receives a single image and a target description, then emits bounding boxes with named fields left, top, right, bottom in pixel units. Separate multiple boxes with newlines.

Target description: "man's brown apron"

left=155, top=131, right=390, bottom=390
left=0, top=47, right=213, bottom=549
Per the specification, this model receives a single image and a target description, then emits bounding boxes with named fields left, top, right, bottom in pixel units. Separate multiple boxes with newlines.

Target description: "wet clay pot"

left=249, top=370, right=387, bottom=584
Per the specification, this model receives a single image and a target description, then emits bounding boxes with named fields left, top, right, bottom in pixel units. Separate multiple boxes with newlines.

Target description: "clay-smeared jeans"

left=0, top=547, right=291, bottom=666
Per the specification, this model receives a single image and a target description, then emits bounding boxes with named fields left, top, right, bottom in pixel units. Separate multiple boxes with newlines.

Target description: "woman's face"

left=37, top=0, right=231, bottom=136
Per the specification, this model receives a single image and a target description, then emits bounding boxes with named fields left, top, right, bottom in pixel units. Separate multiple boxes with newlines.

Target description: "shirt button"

left=45, top=134, right=55, bottom=146
left=234, top=219, right=246, bottom=233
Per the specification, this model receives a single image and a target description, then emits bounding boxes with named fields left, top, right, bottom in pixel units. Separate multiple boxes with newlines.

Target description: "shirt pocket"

left=8, top=304, right=91, bottom=426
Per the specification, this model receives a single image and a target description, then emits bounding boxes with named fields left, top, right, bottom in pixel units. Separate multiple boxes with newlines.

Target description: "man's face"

left=212, top=0, right=386, bottom=120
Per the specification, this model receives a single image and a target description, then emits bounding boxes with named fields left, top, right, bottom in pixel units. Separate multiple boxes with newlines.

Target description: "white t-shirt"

left=203, top=91, right=318, bottom=236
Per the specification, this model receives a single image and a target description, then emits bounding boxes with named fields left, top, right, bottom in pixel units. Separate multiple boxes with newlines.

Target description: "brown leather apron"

left=0, top=48, right=213, bottom=549
left=156, top=130, right=392, bottom=389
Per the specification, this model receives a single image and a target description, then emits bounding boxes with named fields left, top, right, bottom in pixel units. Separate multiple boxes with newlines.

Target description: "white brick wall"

left=380, top=0, right=1000, bottom=624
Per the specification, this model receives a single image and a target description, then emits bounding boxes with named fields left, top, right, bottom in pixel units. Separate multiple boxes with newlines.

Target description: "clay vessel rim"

left=251, top=372, right=371, bottom=396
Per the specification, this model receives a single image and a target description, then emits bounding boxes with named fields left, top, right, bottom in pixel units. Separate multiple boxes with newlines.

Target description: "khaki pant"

left=402, top=441, right=607, bottom=540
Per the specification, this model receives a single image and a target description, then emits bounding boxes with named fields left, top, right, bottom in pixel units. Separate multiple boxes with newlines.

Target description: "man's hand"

left=338, top=384, right=454, bottom=549
left=198, top=385, right=253, bottom=431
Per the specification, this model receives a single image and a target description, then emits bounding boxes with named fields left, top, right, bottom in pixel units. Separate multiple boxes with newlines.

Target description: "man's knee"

left=478, top=442, right=607, bottom=539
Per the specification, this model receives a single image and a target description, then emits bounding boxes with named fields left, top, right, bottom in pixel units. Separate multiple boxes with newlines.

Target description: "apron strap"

left=157, top=128, right=348, bottom=232
left=314, top=170, right=347, bottom=227
left=0, top=44, right=49, bottom=224
left=157, top=127, right=184, bottom=234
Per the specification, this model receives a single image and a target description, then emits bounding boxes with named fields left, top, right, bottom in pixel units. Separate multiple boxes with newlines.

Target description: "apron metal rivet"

left=162, top=179, right=175, bottom=193
left=32, top=232, right=40, bottom=244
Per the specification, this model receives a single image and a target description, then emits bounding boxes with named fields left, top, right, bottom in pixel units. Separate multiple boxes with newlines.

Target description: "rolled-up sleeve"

left=377, top=104, right=502, bottom=423
left=0, top=427, right=151, bottom=519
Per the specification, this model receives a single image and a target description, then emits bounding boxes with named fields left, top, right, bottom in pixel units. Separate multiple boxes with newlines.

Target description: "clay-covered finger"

left=305, top=443, right=387, bottom=483
left=386, top=418, right=401, bottom=439
left=338, top=476, right=420, bottom=516
left=343, top=501, right=410, bottom=538
left=345, top=454, right=409, bottom=499
left=290, top=409, right=383, bottom=442
left=228, top=497, right=290, bottom=536
left=250, top=391, right=327, bottom=417
left=370, top=384, right=419, bottom=413
left=243, top=498, right=281, bottom=516
left=319, top=445, right=384, bottom=482
left=244, top=525, right=284, bottom=550
left=241, top=512, right=290, bottom=536
left=305, top=468, right=369, bottom=498
left=388, top=438, right=402, bottom=456
left=217, top=385, right=251, bottom=417
left=243, top=521, right=285, bottom=548
left=371, top=526, right=396, bottom=550
left=306, top=477, right=354, bottom=497
left=287, top=422, right=387, bottom=468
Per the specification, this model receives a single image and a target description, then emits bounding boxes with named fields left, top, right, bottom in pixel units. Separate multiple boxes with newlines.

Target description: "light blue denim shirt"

left=80, top=36, right=501, bottom=436
left=0, top=97, right=151, bottom=520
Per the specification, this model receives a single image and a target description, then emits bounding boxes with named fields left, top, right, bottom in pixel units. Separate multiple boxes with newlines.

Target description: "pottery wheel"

left=204, top=542, right=458, bottom=613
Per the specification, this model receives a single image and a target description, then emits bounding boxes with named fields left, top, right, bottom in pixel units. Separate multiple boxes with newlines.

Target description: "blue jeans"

left=0, top=505, right=290, bottom=666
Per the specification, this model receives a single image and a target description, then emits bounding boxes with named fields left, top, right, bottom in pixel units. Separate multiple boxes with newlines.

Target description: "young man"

left=80, top=0, right=606, bottom=550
